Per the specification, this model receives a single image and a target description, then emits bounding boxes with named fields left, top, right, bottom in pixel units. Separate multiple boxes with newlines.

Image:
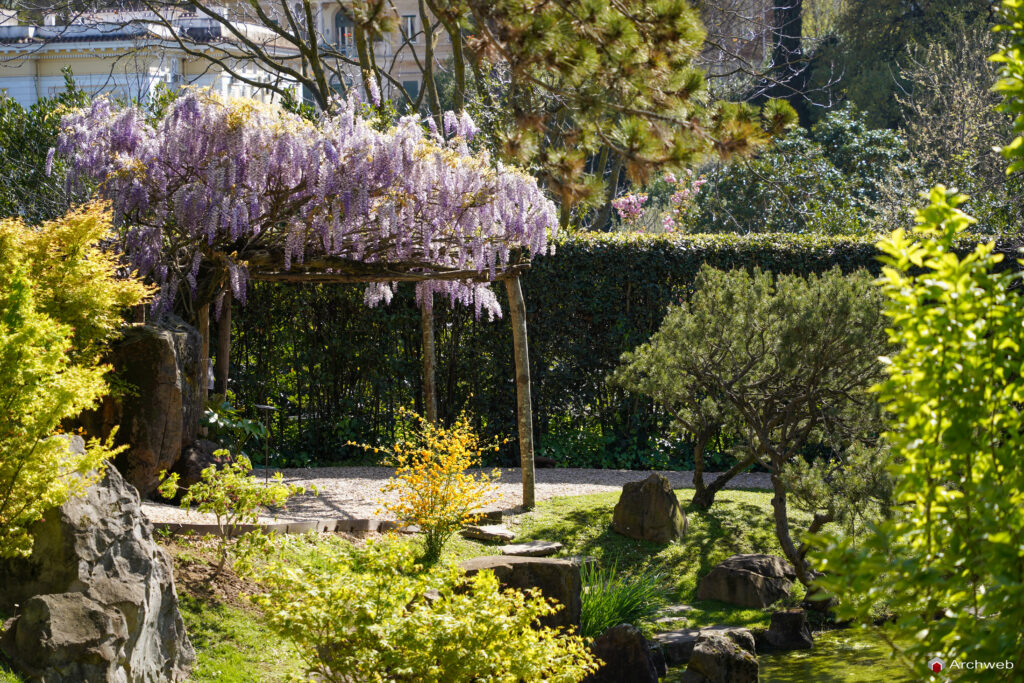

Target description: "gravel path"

left=142, top=467, right=771, bottom=526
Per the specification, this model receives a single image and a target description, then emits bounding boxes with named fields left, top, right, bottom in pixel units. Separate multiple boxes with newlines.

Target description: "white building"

left=0, top=9, right=299, bottom=108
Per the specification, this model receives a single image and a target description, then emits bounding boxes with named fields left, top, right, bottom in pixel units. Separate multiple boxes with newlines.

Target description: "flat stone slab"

left=660, top=604, right=695, bottom=616
left=461, top=525, right=515, bottom=542
left=477, top=508, right=503, bottom=523
left=497, top=540, right=563, bottom=557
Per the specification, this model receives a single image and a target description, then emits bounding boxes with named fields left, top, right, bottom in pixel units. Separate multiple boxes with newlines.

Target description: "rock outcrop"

left=655, top=625, right=756, bottom=667
left=680, top=631, right=759, bottom=683
left=584, top=624, right=660, bottom=683
left=460, top=555, right=582, bottom=630
left=0, top=464, right=195, bottom=682
left=758, top=608, right=813, bottom=651
left=611, top=473, right=687, bottom=544
left=81, top=315, right=203, bottom=498
left=696, top=553, right=796, bottom=608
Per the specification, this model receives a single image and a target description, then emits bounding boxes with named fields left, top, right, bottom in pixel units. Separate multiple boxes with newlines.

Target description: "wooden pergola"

left=203, top=249, right=538, bottom=508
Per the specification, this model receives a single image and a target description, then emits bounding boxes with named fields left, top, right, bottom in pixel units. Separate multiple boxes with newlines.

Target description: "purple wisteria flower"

left=56, top=90, right=557, bottom=318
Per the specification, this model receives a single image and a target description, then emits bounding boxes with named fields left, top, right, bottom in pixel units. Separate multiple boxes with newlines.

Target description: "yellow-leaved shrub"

left=368, top=410, right=500, bottom=561
left=240, top=536, right=600, bottom=683
left=0, top=203, right=149, bottom=558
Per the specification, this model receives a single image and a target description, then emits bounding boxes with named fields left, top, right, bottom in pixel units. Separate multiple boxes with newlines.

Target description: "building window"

left=402, top=80, right=420, bottom=100
left=335, top=11, right=354, bottom=53
left=403, top=14, right=417, bottom=43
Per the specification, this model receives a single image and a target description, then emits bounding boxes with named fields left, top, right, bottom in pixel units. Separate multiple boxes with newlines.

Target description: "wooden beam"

left=247, top=263, right=530, bottom=284
left=505, top=275, right=535, bottom=509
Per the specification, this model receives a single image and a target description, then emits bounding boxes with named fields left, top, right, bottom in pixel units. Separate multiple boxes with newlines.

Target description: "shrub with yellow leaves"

left=365, top=410, right=500, bottom=562
left=0, top=203, right=150, bottom=558
left=241, top=536, right=601, bottom=683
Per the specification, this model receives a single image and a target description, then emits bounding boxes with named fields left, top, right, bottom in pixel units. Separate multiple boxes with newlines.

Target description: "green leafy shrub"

left=813, top=186, right=1024, bottom=678
left=683, top=106, right=921, bottom=236
left=240, top=536, right=600, bottom=682
left=0, top=72, right=89, bottom=223
left=0, top=204, right=149, bottom=558
left=231, top=232, right=893, bottom=468
left=159, top=454, right=305, bottom=571
left=580, top=560, right=666, bottom=638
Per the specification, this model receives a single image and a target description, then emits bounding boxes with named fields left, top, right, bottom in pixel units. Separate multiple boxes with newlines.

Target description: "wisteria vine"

left=55, top=90, right=557, bottom=319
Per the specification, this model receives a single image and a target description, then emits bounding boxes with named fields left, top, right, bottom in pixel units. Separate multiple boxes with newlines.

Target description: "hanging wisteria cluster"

left=55, top=90, right=557, bottom=319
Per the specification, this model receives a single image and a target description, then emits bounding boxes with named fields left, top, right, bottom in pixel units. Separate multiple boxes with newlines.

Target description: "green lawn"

left=178, top=595, right=304, bottom=683
left=506, top=487, right=804, bottom=631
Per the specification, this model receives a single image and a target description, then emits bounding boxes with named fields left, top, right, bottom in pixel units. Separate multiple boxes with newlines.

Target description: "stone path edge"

left=151, top=508, right=502, bottom=537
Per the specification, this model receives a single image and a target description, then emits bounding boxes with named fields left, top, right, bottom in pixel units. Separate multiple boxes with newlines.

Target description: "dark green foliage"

left=0, top=72, right=89, bottom=222
left=810, top=0, right=994, bottom=128
left=229, top=230, right=1022, bottom=469
left=685, top=106, right=921, bottom=235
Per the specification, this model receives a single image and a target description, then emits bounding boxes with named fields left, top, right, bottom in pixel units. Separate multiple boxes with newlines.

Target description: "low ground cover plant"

left=367, top=410, right=500, bottom=562
left=240, top=536, right=600, bottom=683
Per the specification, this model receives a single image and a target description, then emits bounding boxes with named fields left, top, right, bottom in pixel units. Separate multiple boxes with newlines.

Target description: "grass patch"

left=178, top=594, right=304, bottom=683
left=466, top=487, right=808, bottom=632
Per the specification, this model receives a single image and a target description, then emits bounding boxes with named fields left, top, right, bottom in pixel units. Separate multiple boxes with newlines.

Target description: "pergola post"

left=422, top=304, right=438, bottom=423
left=504, top=274, right=535, bottom=509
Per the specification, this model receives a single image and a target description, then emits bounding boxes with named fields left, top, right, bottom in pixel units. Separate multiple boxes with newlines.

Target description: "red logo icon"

left=928, top=657, right=945, bottom=673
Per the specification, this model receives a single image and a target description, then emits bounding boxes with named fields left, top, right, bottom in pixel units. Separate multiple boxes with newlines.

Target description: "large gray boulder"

left=460, top=556, right=582, bottom=630
left=0, top=464, right=195, bottom=682
left=655, top=625, right=756, bottom=667
left=696, top=554, right=796, bottom=608
left=1, top=593, right=129, bottom=683
left=584, top=624, right=660, bottom=683
left=81, top=316, right=203, bottom=498
left=612, top=473, right=687, bottom=544
left=759, top=608, right=813, bottom=651
left=680, top=632, right=759, bottom=683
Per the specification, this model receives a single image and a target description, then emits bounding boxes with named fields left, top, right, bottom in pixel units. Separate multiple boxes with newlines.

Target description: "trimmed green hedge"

left=230, top=231, right=1021, bottom=468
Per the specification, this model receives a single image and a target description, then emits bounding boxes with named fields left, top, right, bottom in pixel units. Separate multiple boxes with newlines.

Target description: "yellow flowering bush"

left=241, top=536, right=600, bottom=683
left=0, top=204, right=149, bottom=558
left=367, top=410, right=500, bottom=561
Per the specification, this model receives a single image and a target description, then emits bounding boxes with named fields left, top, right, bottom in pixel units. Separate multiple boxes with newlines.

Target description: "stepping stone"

left=477, top=508, right=504, bottom=523
left=461, top=525, right=516, bottom=542
left=497, top=540, right=563, bottom=557
left=655, top=616, right=689, bottom=625
left=659, top=604, right=695, bottom=616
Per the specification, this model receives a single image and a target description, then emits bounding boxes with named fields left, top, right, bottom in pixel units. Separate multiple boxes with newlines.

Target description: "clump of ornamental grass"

left=580, top=559, right=667, bottom=638
left=357, top=410, right=500, bottom=563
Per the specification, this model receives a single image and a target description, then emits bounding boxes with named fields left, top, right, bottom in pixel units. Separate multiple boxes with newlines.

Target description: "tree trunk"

left=214, top=291, right=232, bottom=396
left=691, top=451, right=756, bottom=511
left=421, top=303, right=438, bottom=424
left=505, top=275, right=535, bottom=508
left=198, top=304, right=211, bottom=401
left=770, top=472, right=812, bottom=585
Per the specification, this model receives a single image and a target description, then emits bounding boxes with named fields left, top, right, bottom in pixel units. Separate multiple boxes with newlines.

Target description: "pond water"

left=664, top=628, right=914, bottom=683
left=759, top=629, right=913, bottom=683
